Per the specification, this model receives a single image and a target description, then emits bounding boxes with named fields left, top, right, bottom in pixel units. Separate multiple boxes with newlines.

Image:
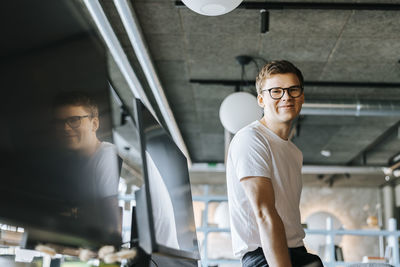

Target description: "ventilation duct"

left=301, top=100, right=400, bottom=116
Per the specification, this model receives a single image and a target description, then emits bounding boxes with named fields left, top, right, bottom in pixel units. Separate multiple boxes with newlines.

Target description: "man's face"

left=257, top=73, right=304, bottom=124
left=54, top=105, right=99, bottom=151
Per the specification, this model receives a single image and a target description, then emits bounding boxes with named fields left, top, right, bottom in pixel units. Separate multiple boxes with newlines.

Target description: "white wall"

left=300, top=186, right=382, bottom=262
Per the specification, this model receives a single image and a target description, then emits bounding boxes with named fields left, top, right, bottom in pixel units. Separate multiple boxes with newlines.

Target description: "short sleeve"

left=229, top=129, right=272, bottom=181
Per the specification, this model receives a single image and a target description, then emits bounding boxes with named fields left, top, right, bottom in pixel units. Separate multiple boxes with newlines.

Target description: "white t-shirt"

left=226, top=120, right=305, bottom=258
left=88, top=141, right=120, bottom=198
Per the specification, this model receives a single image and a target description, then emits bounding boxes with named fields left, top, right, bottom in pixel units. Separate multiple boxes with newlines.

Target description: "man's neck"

left=260, top=117, right=292, bottom=140
left=80, top=138, right=101, bottom=157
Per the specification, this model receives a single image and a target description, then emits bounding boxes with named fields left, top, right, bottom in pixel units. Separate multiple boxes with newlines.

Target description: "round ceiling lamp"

left=219, top=92, right=262, bottom=134
left=181, top=0, right=243, bottom=16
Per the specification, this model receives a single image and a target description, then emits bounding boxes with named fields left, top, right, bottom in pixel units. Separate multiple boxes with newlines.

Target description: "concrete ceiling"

left=100, top=0, right=400, bottom=185
left=4, top=0, right=400, bottom=187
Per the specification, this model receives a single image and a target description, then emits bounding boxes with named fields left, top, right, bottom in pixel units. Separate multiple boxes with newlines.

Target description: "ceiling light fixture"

left=219, top=92, right=262, bottom=134
left=382, top=167, right=392, bottom=176
left=181, top=0, right=243, bottom=16
left=321, top=150, right=332, bottom=157
left=219, top=55, right=262, bottom=134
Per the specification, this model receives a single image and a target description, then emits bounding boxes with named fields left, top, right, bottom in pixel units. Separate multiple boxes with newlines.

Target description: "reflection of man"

left=145, top=151, right=180, bottom=250
left=226, top=61, right=323, bottom=266
left=53, top=92, right=119, bottom=199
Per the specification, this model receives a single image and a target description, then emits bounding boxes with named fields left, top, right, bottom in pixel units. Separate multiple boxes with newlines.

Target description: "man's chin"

left=62, top=142, right=82, bottom=151
left=278, top=113, right=298, bottom=122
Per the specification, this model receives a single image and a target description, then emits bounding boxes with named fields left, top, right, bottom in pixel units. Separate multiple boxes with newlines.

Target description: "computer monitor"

left=134, top=99, right=200, bottom=260
left=0, top=0, right=121, bottom=249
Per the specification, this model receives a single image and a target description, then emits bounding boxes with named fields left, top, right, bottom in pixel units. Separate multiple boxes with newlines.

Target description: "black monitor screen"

left=135, top=99, right=199, bottom=259
left=0, top=0, right=121, bottom=248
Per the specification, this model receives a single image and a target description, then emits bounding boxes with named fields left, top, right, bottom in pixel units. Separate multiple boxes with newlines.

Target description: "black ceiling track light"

left=176, top=1, right=400, bottom=33
left=190, top=79, right=400, bottom=89
left=175, top=1, right=400, bottom=11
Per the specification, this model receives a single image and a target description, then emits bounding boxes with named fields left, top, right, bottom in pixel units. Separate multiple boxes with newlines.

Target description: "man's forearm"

left=256, top=211, right=292, bottom=267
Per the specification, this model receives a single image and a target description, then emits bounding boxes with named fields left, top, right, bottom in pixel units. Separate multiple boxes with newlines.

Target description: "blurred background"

left=2, top=0, right=400, bottom=266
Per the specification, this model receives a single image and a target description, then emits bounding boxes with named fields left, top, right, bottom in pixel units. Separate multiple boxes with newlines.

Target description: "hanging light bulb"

left=181, top=0, right=243, bottom=16
left=219, top=92, right=262, bottom=134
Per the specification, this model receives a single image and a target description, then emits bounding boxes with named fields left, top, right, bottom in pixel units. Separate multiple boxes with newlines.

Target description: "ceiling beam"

left=82, top=0, right=156, bottom=119
left=113, top=0, right=192, bottom=166
left=175, top=1, right=400, bottom=11
left=347, top=120, right=400, bottom=166
left=190, top=79, right=400, bottom=88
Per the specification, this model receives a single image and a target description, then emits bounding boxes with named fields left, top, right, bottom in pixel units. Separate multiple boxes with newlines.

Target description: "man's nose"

left=281, top=89, right=292, bottom=101
left=64, top=122, right=73, bottom=131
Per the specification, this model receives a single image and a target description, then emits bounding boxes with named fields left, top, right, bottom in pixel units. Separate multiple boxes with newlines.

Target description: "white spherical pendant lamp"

left=219, top=92, right=262, bottom=134
left=181, top=0, right=243, bottom=16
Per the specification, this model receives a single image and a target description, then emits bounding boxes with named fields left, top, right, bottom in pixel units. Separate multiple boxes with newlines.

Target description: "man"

left=226, top=61, right=323, bottom=267
left=52, top=92, right=119, bottom=200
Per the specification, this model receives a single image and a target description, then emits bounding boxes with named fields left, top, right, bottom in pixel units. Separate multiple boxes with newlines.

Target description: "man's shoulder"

left=94, top=142, right=118, bottom=160
left=97, top=141, right=117, bottom=152
left=100, top=141, right=116, bottom=149
left=229, top=121, right=270, bottom=156
left=233, top=121, right=265, bottom=141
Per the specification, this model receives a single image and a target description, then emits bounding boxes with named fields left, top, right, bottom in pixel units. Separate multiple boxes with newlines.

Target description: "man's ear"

left=92, top=117, right=99, bottom=132
left=257, top=94, right=265, bottom=108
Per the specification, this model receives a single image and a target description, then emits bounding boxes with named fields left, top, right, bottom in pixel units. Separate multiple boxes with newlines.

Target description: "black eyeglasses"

left=53, top=115, right=91, bottom=129
left=262, top=85, right=304, bottom=100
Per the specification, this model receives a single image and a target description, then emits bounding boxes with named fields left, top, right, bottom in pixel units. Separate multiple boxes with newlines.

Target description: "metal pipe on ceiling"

left=301, top=165, right=383, bottom=175
left=190, top=163, right=384, bottom=175
left=113, top=0, right=192, bottom=166
left=301, top=100, right=400, bottom=116
left=82, top=0, right=156, bottom=119
left=190, top=79, right=400, bottom=116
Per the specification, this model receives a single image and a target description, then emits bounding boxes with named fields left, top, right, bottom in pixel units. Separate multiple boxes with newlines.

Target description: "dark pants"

left=242, top=247, right=324, bottom=267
